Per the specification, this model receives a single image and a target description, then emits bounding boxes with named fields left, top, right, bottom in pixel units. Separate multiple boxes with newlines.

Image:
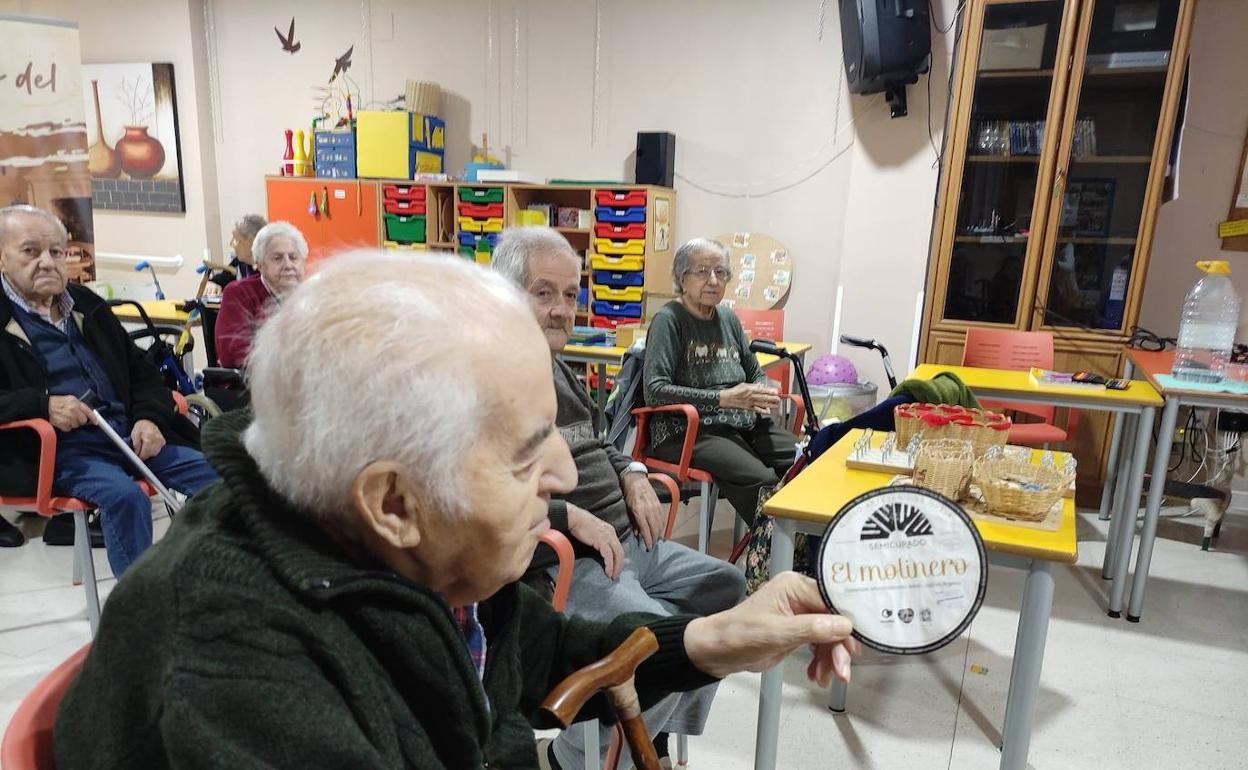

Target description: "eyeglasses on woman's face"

left=685, top=266, right=731, bottom=282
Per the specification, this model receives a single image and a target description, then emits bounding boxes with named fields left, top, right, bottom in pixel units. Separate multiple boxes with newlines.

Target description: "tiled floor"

left=3, top=501, right=1247, bottom=769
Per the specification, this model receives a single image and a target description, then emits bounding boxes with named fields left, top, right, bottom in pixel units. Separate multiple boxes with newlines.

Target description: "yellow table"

left=560, top=340, right=812, bottom=415
left=907, top=363, right=1160, bottom=618
left=754, top=429, right=1076, bottom=770
left=109, top=299, right=191, bottom=325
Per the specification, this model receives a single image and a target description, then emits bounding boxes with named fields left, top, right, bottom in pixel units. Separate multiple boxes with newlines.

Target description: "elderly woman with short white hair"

left=214, top=220, right=308, bottom=368
left=643, top=237, right=795, bottom=527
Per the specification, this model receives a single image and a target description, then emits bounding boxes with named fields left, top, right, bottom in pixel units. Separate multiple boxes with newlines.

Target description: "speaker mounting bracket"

left=885, top=84, right=909, bottom=119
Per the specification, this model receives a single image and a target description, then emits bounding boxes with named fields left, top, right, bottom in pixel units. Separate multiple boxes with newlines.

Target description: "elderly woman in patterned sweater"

left=644, top=237, right=796, bottom=527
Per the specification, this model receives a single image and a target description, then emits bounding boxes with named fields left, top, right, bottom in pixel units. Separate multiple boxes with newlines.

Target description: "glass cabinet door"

left=939, top=1, right=1076, bottom=326
left=1040, top=0, right=1183, bottom=331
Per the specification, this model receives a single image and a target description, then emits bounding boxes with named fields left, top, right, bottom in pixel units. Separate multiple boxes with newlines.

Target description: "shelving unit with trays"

left=381, top=183, right=427, bottom=251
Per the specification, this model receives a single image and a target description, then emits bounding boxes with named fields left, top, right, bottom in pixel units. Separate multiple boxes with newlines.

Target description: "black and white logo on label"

left=817, top=487, right=988, bottom=656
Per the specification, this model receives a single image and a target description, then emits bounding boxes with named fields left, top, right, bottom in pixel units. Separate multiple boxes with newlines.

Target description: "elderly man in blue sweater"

left=495, top=227, right=747, bottom=770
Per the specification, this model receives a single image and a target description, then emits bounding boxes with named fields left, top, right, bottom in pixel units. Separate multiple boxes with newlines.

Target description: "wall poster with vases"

left=0, top=14, right=96, bottom=283
left=81, top=62, right=184, bottom=213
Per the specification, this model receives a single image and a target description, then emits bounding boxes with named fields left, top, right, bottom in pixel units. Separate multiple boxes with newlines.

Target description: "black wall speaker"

left=839, top=0, right=932, bottom=117
left=635, top=132, right=675, bottom=187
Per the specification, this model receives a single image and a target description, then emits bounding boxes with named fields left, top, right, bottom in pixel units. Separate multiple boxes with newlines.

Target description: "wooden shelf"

left=967, top=155, right=1041, bottom=163
left=1086, top=66, right=1168, bottom=77
left=979, top=68, right=1053, bottom=79
left=428, top=241, right=455, bottom=248
left=557, top=227, right=591, bottom=235
left=955, top=235, right=1029, bottom=244
left=1058, top=237, right=1137, bottom=245
left=1070, top=155, right=1152, bottom=164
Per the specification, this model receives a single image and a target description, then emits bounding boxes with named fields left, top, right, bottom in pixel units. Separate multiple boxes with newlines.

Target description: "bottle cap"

left=1197, top=260, right=1231, bottom=275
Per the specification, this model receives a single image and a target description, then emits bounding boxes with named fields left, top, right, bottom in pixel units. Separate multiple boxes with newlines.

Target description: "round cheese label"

left=815, top=486, right=987, bottom=655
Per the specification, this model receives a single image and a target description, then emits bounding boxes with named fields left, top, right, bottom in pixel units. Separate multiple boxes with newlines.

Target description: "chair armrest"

left=782, top=393, right=806, bottom=438
left=539, top=529, right=576, bottom=612
left=647, top=473, right=681, bottom=539
left=202, top=367, right=245, bottom=389
left=0, top=418, right=57, bottom=515
left=630, top=404, right=701, bottom=478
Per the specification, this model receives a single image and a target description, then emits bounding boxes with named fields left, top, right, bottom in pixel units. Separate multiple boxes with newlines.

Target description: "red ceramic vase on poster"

left=116, top=126, right=165, bottom=179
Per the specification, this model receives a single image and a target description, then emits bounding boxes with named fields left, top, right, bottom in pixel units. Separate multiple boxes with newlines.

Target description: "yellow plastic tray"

left=592, top=284, right=644, bottom=302
left=459, top=216, right=505, bottom=233
left=590, top=253, right=645, bottom=272
left=593, top=237, right=646, bottom=256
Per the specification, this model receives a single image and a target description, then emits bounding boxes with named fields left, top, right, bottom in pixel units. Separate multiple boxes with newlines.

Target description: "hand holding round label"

left=816, top=487, right=987, bottom=655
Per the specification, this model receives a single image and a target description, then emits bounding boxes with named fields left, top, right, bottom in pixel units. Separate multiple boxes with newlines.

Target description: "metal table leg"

left=1126, top=396, right=1180, bottom=622
left=595, top=362, right=608, bottom=418
left=753, top=518, right=796, bottom=770
left=1098, top=362, right=1134, bottom=521
left=999, top=560, right=1055, bottom=770
left=1102, top=412, right=1136, bottom=579
left=1107, top=406, right=1155, bottom=617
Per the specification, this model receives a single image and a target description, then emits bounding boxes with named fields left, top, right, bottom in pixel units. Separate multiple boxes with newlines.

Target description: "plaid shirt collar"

left=451, top=602, right=488, bottom=682
left=2, top=275, right=74, bottom=329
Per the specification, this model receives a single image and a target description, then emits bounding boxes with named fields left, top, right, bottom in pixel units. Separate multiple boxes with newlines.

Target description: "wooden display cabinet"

left=920, top=0, right=1195, bottom=496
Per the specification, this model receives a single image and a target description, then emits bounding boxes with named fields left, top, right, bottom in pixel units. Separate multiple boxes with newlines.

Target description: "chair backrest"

left=1, top=643, right=91, bottom=770
left=199, top=304, right=221, bottom=368
left=962, top=328, right=1055, bottom=420
left=733, top=308, right=784, bottom=342
left=734, top=309, right=789, bottom=392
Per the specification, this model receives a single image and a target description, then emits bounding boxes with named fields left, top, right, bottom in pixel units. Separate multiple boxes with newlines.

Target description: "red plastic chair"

left=961, top=328, right=1080, bottom=447
left=631, top=397, right=805, bottom=556
left=0, top=393, right=190, bottom=635
left=734, top=309, right=788, bottom=394
left=0, top=643, right=90, bottom=770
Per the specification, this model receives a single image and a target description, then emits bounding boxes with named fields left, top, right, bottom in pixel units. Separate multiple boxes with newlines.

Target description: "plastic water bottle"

left=1172, top=260, right=1241, bottom=383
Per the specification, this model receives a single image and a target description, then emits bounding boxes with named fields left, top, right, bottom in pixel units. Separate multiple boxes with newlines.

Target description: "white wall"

left=0, top=0, right=218, bottom=301
left=1138, top=0, right=1248, bottom=339
left=1, top=0, right=957, bottom=370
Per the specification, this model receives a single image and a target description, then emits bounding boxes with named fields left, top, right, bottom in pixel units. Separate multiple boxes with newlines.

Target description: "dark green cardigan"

left=54, top=410, right=713, bottom=769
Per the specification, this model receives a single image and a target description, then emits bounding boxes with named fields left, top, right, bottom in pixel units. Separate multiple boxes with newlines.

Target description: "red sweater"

left=214, top=275, right=274, bottom=368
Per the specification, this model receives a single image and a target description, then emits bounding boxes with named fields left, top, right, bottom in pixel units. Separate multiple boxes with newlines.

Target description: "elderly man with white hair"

left=0, top=204, right=217, bottom=568
left=54, top=250, right=859, bottom=770
left=213, top=220, right=308, bottom=368
left=494, top=227, right=746, bottom=770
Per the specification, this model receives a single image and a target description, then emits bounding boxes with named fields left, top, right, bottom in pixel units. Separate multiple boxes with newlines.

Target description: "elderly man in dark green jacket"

left=54, top=251, right=859, bottom=770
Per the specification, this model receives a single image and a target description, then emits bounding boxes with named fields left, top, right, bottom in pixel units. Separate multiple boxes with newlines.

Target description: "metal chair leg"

left=73, top=510, right=101, bottom=635
left=828, top=677, right=848, bottom=713
left=676, top=733, right=689, bottom=766
left=733, top=514, right=744, bottom=546
left=697, top=481, right=713, bottom=554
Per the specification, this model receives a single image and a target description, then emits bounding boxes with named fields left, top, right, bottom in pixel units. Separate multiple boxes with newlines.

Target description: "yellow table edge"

left=109, top=300, right=190, bottom=324
left=763, top=429, right=1078, bottom=564
left=910, top=363, right=1163, bottom=408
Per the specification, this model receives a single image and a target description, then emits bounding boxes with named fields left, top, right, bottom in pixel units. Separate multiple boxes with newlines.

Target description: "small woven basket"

left=894, top=403, right=1011, bottom=457
left=973, top=456, right=1071, bottom=521
left=912, top=439, right=974, bottom=501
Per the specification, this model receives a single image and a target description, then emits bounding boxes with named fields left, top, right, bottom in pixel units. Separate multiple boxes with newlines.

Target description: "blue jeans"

left=53, top=428, right=219, bottom=577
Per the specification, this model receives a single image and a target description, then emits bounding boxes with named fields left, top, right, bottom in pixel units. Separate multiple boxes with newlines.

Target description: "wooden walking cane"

left=541, top=627, right=662, bottom=770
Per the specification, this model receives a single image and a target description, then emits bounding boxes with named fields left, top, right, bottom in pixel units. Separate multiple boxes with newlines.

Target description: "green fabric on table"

left=1155, top=373, right=1248, bottom=395
left=890, top=371, right=981, bottom=408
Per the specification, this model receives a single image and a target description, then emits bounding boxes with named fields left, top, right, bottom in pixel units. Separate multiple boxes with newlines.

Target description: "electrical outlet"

left=1217, top=412, right=1248, bottom=434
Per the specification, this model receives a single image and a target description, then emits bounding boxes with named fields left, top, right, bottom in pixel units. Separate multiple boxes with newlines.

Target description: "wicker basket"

left=894, top=403, right=1011, bottom=457
left=973, top=456, right=1071, bottom=521
left=912, top=439, right=975, bottom=501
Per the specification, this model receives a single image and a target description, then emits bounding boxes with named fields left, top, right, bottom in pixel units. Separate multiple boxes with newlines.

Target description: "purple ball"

left=806, top=354, right=858, bottom=386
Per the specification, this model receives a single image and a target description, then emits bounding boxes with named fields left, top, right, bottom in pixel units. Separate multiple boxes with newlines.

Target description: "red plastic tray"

left=595, top=222, right=646, bottom=239
left=457, top=201, right=505, bottom=218
left=595, top=189, right=647, bottom=207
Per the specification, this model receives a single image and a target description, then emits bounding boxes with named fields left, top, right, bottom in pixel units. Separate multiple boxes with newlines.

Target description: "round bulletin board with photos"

left=712, top=232, right=793, bottom=311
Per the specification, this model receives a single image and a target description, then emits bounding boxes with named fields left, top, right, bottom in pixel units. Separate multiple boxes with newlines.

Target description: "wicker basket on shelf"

left=912, top=439, right=975, bottom=501
left=894, top=403, right=1011, bottom=457
left=973, top=456, right=1071, bottom=521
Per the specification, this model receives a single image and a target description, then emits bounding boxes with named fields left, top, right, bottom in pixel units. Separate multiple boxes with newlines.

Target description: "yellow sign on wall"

left=1218, top=219, right=1248, bottom=239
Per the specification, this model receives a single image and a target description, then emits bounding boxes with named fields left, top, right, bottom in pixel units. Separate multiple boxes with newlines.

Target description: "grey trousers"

left=551, top=533, right=746, bottom=770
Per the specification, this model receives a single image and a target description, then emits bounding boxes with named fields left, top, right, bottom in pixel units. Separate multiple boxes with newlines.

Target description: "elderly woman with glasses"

left=214, top=221, right=308, bottom=368
left=643, top=237, right=795, bottom=527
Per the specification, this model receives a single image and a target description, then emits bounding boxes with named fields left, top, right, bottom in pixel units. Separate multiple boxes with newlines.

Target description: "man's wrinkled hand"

left=130, top=419, right=166, bottom=461
left=567, top=503, right=624, bottom=580
left=622, top=473, right=665, bottom=550
left=47, top=395, right=93, bottom=432
left=684, top=572, right=860, bottom=686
